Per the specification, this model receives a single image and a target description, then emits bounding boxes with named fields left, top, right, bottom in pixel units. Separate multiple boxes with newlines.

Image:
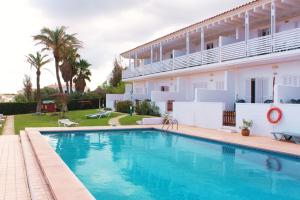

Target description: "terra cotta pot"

left=241, top=128, right=250, bottom=136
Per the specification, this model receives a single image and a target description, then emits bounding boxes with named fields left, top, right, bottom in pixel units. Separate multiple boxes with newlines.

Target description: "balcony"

left=122, top=28, right=300, bottom=80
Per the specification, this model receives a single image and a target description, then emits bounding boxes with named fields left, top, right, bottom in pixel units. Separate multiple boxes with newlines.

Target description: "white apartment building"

left=107, top=0, right=300, bottom=137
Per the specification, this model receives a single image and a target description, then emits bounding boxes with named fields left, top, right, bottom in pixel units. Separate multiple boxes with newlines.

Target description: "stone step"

left=20, top=130, right=54, bottom=200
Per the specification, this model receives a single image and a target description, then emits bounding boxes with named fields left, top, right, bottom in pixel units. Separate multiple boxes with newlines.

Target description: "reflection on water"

left=44, top=130, right=300, bottom=200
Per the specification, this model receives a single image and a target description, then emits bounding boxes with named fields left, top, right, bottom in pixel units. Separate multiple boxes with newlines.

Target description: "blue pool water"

left=43, top=129, right=300, bottom=200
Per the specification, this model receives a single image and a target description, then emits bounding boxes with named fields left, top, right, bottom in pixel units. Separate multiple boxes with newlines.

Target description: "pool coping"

left=25, top=125, right=300, bottom=200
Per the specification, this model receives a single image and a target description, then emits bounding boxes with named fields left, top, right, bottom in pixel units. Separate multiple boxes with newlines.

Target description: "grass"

left=119, top=114, right=153, bottom=125
left=14, top=109, right=122, bottom=134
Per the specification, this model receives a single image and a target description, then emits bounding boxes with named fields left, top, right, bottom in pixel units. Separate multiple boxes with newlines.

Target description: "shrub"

left=116, top=100, right=133, bottom=113
left=135, top=100, right=160, bottom=116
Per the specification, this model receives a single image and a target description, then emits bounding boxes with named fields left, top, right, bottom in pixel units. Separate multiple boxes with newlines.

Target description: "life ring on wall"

left=266, top=156, right=281, bottom=172
left=267, top=107, right=282, bottom=124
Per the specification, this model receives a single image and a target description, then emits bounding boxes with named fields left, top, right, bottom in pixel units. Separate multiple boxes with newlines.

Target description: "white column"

left=219, top=36, right=223, bottom=62
left=271, top=0, right=276, bottom=51
left=172, top=49, right=175, bottom=70
left=235, top=27, right=239, bottom=40
left=128, top=54, right=132, bottom=69
left=186, top=32, right=190, bottom=54
left=200, top=27, right=205, bottom=65
left=134, top=52, right=137, bottom=67
left=159, top=42, right=162, bottom=63
left=200, top=27, right=205, bottom=52
left=245, top=11, right=249, bottom=56
left=150, top=46, right=153, bottom=64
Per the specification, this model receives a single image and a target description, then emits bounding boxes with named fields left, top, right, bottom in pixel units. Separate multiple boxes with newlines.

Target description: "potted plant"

left=239, top=119, right=253, bottom=136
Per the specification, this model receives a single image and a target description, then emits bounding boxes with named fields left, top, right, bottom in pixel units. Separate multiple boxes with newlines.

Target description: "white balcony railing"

left=123, top=28, right=300, bottom=79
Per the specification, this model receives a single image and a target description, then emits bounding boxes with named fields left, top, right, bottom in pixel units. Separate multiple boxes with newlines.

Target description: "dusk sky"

left=0, top=0, right=249, bottom=93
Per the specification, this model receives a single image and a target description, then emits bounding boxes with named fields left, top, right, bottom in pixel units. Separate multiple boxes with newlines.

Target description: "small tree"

left=109, top=58, right=122, bottom=87
left=23, top=75, right=33, bottom=102
left=26, top=52, right=51, bottom=113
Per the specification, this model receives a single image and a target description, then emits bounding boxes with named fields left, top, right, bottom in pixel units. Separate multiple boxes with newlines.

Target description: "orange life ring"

left=267, top=107, right=282, bottom=124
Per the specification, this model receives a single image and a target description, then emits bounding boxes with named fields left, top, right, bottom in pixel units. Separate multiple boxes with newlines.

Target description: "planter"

left=241, top=128, right=250, bottom=136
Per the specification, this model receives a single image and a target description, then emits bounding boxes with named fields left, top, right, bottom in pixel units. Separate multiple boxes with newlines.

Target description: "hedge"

left=0, top=102, right=37, bottom=115
left=0, top=98, right=105, bottom=115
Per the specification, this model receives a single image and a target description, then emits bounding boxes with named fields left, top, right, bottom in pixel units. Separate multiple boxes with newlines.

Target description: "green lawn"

left=119, top=115, right=153, bottom=125
left=14, top=109, right=121, bottom=134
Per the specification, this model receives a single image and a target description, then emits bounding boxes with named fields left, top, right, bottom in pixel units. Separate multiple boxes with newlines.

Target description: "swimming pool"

left=43, top=129, right=300, bottom=200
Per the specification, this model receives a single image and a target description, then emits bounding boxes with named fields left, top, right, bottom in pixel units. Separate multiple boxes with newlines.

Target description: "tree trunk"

left=36, top=70, right=42, bottom=113
left=55, top=56, right=63, bottom=93
left=70, top=79, right=73, bottom=93
left=66, top=81, right=69, bottom=94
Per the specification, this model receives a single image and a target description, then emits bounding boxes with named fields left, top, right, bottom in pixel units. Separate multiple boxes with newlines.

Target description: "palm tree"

left=73, top=59, right=91, bottom=93
left=60, top=47, right=80, bottom=93
left=33, top=26, right=81, bottom=94
left=26, top=52, right=51, bottom=113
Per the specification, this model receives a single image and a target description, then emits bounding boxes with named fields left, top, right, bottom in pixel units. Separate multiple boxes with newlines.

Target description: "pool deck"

left=1, top=124, right=300, bottom=200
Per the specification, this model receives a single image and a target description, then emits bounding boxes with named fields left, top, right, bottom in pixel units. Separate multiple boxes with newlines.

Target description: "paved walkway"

left=2, top=116, right=15, bottom=135
left=0, top=135, right=31, bottom=200
left=108, top=114, right=128, bottom=126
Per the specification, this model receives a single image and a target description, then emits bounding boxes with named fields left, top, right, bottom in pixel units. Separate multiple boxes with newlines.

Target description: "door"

left=251, top=78, right=256, bottom=103
left=245, top=78, right=269, bottom=103
left=167, top=100, right=174, bottom=112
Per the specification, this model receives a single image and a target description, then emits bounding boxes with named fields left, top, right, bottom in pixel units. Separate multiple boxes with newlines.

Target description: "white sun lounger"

left=271, top=132, right=300, bottom=144
left=58, top=119, right=79, bottom=127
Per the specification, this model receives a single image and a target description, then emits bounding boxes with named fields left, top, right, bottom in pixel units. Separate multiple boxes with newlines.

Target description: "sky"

left=0, top=0, right=250, bottom=93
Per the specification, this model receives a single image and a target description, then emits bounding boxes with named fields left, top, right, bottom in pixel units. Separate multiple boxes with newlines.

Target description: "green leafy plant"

left=116, top=100, right=133, bottom=113
left=240, top=119, right=253, bottom=130
left=135, top=100, right=160, bottom=116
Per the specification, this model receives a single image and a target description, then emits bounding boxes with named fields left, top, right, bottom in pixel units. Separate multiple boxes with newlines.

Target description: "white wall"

left=274, top=85, right=300, bottom=103
left=156, top=101, right=166, bottom=115
left=173, top=102, right=225, bottom=129
left=106, top=94, right=124, bottom=110
left=195, top=71, right=236, bottom=110
left=236, top=103, right=300, bottom=137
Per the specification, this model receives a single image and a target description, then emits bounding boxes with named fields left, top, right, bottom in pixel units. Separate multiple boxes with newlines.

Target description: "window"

left=160, top=86, right=169, bottom=92
left=206, top=43, right=214, bottom=50
left=215, top=81, right=224, bottom=90
left=282, top=75, right=300, bottom=87
left=167, top=100, right=174, bottom=112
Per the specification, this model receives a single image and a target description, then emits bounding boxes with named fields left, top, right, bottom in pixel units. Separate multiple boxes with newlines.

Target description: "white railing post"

left=200, top=27, right=205, bottom=65
left=219, top=36, right=223, bottom=62
left=172, top=49, right=175, bottom=70
left=271, top=0, right=276, bottom=52
left=245, top=11, right=249, bottom=57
